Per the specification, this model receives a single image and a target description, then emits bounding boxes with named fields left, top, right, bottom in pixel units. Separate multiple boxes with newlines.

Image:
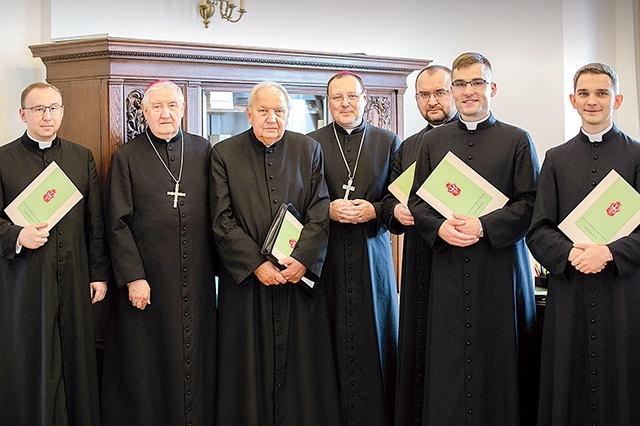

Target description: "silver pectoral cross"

left=342, top=178, right=355, bottom=200
left=167, top=181, right=186, bottom=208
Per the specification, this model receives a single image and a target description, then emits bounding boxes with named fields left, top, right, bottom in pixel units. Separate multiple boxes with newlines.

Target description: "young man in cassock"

left=527, top=63, right=640, bottom=425
left=407, top=52, right=540, bottom=424
left=308, top=71, right=400, bottom=426
left=211, top=81, right=340, bottom=425
left=101, top=80, right=217, bottom=425
left=0, top=82, right=109, bottom=424
left=384, top=64, right=458, bottom=426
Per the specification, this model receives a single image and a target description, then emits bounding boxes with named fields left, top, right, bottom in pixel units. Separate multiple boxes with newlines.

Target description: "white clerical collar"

left=460, top=114, right=490, bottom=131
left=581, top=123, right=613, bottom=142
left=27, top=131, right=54, bottom=149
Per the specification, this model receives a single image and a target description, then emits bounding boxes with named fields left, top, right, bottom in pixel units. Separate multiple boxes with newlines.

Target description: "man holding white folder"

left=0, top=82, right=110, bottom=424
left=527, top=63, right=640, bottom=425
left=408, top=52, right=540, bottom=424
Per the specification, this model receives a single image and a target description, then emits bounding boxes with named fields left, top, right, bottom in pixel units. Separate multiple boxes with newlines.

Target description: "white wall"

left=1, top=0, right=638, bottom=159
left=1, top=0, right=48, bottom=142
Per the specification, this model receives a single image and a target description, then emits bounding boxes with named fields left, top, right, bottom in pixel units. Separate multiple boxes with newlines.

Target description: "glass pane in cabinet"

left=203, top=90, right=327, bottom=145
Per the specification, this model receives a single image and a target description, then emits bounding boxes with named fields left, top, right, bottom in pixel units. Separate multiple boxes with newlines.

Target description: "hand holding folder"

left=261, top=203, right=314, bottom=288
left=4, top=161, right=83, bottom=232
left=558, top=169, right=640, bottom=244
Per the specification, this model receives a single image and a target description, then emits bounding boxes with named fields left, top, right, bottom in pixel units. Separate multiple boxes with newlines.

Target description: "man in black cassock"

left=527, top=63, right=640, bottom=425
left=0, top=82, right=109, bottom=424
left=384, top=64, right=458, bottom=426
left=101, top=80, right=216, bottom=425
left=212, top=81, right=340, bottom=425
left=308, top=71, right=400, bottom=425
left=408, top=52, right=540, bottom=424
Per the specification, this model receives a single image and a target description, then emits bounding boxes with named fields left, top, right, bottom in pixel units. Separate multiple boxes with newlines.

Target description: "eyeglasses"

left=451, top=79, right=490, bottom=90
left=416, top=89, right=450, bottom=100
left=328, top=93, right=363, bottom=103
left=22, top=104, right=64, bottom=116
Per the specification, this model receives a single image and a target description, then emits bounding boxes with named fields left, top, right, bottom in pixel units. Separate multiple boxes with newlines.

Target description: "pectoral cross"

left=342, top=178, right=355, bottom=200
left=167, top=181, right=186, bottom=208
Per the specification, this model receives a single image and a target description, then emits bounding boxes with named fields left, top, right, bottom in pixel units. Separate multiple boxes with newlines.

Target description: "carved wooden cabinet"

left=30, top=37, right=430, bottom=343
left=30, top=37, right=429, bottom=179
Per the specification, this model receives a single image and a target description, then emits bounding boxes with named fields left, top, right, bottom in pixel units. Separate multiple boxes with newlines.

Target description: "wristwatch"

left=477, top=220, right=484, bottom=238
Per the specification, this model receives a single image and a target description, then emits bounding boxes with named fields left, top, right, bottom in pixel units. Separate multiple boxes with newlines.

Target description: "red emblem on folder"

left=289, top=239, right=298, bottom=249
left=445, top=182, right=461, bottom=196
left=606, top=201, right=621, bottom=217
left=43, top=189, right=56, bottom=203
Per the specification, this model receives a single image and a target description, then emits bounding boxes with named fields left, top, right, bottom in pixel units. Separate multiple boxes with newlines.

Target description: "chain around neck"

left=145, top=129, right=185, bottom=185
left=332, top=121, right=367, bottom=182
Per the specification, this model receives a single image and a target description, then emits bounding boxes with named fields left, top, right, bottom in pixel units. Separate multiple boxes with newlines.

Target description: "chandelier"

left=199, top=0, right=246, bottom=28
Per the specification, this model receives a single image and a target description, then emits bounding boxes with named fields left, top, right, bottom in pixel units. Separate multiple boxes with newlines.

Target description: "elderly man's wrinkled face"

left=246, top=87, right=289, bottom=146
left=143, top=88, right=185, bottom=139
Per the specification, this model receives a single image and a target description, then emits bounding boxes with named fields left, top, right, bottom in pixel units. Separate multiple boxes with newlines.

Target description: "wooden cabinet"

left=30, top=37, right=430, bottom=344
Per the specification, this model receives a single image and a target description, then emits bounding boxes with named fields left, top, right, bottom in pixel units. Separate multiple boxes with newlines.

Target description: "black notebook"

left=261, top=203, right=314, bottom=288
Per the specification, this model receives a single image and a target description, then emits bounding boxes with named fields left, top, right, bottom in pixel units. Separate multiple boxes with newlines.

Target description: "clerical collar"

left=333, top=120, right=366, bottom=135
left=146, top=129, right=182, bottom=144
left=26, top=131, right=55, bottom=149
left=460, top=114, right=490, bottom=131
left=581, top=123, right=613, bottom=143
left=248, top=128, right=284, bottom=149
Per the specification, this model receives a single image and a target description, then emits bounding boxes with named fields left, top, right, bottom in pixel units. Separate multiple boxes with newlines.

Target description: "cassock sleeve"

left=289, top=142, right=330, bottom=280
left=478, top=133, right=539, bottom=251
left=369, top=133, right=401, bottom=236
left=408, top=132, right=446, bottom=249
left=210, top=145, right=268, bottom=285
left=84, top=150, right=111, bottom=282
left=106, top=148, right=147, bottom=287
left=382, top=142, right=405, bottom=235
left=526, top=153, right=574, bottom=276
left=0, top=188, right=22, bottom=260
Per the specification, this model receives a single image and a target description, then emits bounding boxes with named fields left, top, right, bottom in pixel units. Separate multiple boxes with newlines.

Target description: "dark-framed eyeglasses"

left=22, top=104, right=64, bottom=116
left=451, top=79, right=490, bottom=90
left=416, top=89, right=450, bottom=100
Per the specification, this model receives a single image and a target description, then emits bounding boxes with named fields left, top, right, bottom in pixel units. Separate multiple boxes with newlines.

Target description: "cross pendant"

left=342, top=178, right=355, bottom=200
left=167, top=181, right=186, bottom=208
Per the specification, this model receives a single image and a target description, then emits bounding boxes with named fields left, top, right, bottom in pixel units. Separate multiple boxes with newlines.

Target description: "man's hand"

left=394, top=204, right=414, bottom=226
left=438, top=217, right=479, bottom=247
left=571, top=243, right=612, bottom=274
left=278, top=256, right=307, bottom=283
left=567, top=247, right=584, bottom=262
left=17, top=223, right=49, bottom=249
left=330, top=199, right=376, bottom=224
left=330, top=199, right=355, bottom=223
left=90, top=281, right=108, bottom=304
left=254, top=261, right=287, bottom=286
left=128, top=279, right=151, bottom=310
left=452, top=213, right=482, bottom=237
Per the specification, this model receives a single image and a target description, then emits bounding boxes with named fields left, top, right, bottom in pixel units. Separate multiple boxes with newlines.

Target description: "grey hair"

left=142, top=80, right=184, bottom=106
left=247, top=81, right=291, bottom=110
